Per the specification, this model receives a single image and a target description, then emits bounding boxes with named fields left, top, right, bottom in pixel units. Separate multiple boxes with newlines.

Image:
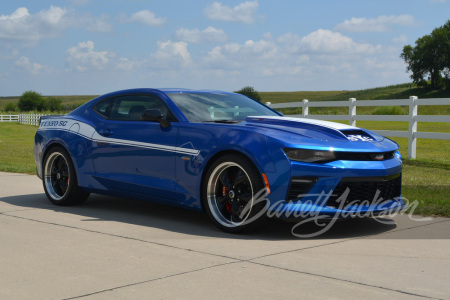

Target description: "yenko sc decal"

left=40, top=120, right=68, bottom=127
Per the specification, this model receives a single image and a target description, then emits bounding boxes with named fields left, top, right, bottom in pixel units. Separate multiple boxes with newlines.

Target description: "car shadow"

left=0, top=193, right=397, bottom=240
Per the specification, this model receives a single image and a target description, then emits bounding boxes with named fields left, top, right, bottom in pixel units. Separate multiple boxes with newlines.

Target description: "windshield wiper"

left=203, top=119, right=240, bottom=124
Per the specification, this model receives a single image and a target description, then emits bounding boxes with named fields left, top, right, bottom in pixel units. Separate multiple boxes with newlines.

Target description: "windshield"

left=167, top=92, right=280, bottom=123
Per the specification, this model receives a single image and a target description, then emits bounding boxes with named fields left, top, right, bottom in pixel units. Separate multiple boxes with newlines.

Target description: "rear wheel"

left=43, top=146, right=90, bottom=205
left=202, top=154, right=268, bottom=233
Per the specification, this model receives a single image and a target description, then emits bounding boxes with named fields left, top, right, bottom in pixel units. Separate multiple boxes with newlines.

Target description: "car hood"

left=245, top=116, right=382, bottom=141
left=243, top=116, right=397, bottom=152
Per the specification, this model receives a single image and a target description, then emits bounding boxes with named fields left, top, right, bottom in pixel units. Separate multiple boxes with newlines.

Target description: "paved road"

left=0, top=172, right=449, bottom=300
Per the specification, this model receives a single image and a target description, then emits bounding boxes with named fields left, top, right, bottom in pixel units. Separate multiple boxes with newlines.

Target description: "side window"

left=93, top=98, right=115, bottom=119
left=93, top=94, right=176, bottom=121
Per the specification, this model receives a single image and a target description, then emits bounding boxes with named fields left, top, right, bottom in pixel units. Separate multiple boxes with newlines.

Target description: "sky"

left=0, top=0, right=449, bottom=96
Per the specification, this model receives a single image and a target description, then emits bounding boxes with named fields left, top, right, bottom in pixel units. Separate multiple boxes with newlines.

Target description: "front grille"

left=334, top=150, right=396, bottom=161
left=327, top=173, right=401, bottom=208
left=286, top=177, right=318, bottom=201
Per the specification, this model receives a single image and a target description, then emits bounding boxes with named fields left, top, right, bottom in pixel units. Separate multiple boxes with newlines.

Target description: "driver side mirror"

left=141, top=109, right=170, bottom=129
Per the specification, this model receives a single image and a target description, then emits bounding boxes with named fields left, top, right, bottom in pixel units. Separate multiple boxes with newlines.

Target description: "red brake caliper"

left=222, top=186, right=232, bottom=213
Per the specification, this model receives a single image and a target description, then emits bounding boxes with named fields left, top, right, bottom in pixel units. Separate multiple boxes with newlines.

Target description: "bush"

left=4, top=103, right=17, bottom=112
left=234, top=86, right=262, bottom=102
left=371, top=106, right=406, bottom=115
left=45, top=97, right=63, bottom=112
left=18, top=90, right=44, bottom=111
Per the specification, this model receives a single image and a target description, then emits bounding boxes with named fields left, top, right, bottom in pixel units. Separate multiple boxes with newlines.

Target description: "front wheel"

left=43, top=146, right=90, bottom=205
left=202, top=154, right=268, bottom=233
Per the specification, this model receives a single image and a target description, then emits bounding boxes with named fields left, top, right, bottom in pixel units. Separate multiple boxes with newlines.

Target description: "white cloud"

left=278, top=30, right=380, bottom=55
left=334, top=15, right=416, bottom=33
left=15, top=56, right=44, bottom=74
left=66, top=40, right=193, bottom=74
left=123, top=10, right=166, bottom=26
left=174, top=26, right=227, bottom=43
left=300, top=29, right=379, bottom=54
left=203, top=37, right=284, bottom=74
left=199, top=29, right=403, bottom=89
left=150, top=40, right=192, bottom=68
left=0, top=6, right=112, bottom=43
left=65, top=40, right=145, bottom=73
left=204, top=1, right=260, bottom=24
left=66, top=41, right=113, bottom=72
left=115, top=57, right=140, bottom=72
left=0, top=6, right=66, bottom=41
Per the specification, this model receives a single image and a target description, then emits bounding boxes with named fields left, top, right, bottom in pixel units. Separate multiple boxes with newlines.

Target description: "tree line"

left=3, top=91, right=63, bottom=112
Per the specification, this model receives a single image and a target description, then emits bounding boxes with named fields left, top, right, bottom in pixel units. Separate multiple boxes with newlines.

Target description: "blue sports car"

left=34, top=88, right=404, bottom=232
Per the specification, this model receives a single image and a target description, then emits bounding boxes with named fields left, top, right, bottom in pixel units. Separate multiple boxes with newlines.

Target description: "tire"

left=42, top=146, right=90, bottom=206
left=202, top=154, right=268, bottom=233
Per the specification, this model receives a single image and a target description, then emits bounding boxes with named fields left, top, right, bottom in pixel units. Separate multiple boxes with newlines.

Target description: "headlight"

left=283, top=148, right=336, bottom=163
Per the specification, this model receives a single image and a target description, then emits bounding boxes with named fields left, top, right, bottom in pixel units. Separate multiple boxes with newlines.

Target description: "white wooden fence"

left=0, top=114, right=19, bottom=122
left=0, top=114, right=46, bottom=126
left=267, top=96, right=450, bottom=159
left=18, top=114, right=47, bottom=126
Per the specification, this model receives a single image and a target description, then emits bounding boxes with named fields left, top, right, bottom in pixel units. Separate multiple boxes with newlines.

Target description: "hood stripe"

left=246, top=116, right=358, bottom=131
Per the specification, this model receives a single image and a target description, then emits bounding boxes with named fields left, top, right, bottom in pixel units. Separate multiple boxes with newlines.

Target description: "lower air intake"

left=327, top=173, right=401, bottom=208
left=286, top=177, right=318, bottom=201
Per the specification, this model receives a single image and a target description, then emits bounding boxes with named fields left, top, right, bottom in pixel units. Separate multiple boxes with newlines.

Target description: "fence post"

left=302, top=99, right=309, bottom=118
left=408, top=96, right=418, bottom=159
left=349, top=98, right=356, bottom=127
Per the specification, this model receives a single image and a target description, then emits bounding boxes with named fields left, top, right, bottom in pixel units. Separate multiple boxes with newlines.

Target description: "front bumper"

left=265, top=157, right=404, bottom=219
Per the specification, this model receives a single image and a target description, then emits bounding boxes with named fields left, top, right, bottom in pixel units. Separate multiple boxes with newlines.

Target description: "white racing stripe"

left=247, top=116, right=359, bottom=130
left=38, top=118, right=200, bottom=156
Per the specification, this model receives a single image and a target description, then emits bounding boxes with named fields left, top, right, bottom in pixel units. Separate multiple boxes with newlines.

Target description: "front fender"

left=174, top=123, right=277, bottom=210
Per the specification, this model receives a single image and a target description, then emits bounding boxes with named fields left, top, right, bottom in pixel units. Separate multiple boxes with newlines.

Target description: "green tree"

left=45, top=97, right=63, bottom=112
left=401, top=20, right=450, bottom=90
left=234, top=86, right=262, bottom=101
left=4, top=103, right=16, bottom=112
left=18, top=90, right=45, bottom=111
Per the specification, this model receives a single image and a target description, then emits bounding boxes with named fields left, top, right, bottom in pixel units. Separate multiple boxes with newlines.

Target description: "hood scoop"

left=339, top=130, right=375, bottom=142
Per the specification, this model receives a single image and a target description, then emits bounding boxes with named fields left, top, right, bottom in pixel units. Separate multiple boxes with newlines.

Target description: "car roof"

left=158, top=88, right=234, bottom=94
left=101, top=88, right=236, bottom=96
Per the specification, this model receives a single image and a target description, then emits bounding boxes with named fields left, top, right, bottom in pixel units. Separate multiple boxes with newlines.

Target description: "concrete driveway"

left=1, top=172, right=449, bottom=300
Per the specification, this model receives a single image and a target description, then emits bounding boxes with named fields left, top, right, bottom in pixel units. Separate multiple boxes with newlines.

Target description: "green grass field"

left=0, top=123, right=37, bottom=174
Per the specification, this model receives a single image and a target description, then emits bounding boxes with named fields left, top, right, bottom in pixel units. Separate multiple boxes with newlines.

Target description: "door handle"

left=98, top=129, right=114, bottom=136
